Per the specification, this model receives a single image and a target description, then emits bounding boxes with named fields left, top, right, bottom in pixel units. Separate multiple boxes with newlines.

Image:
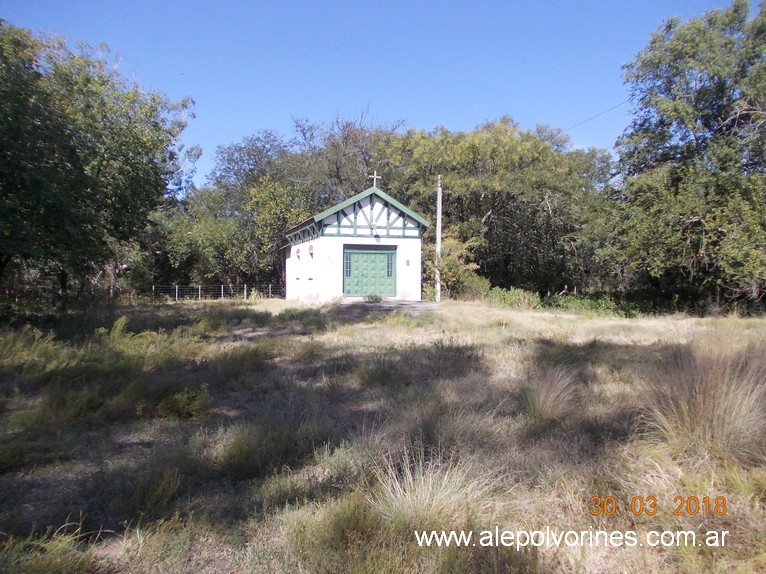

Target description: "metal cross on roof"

left=368, top=170, right=382, bottom=188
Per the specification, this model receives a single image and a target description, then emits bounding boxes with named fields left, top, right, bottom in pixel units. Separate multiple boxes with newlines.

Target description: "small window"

left=344, top=251, right=352, bottom=277
left=386, top=254, right=394, bottom=278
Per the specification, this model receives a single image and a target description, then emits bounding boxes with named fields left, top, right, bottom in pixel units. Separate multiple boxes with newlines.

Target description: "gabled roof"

left=285, top=187, right=430, bottom=237
left=313, top=187, right=430, bottom=228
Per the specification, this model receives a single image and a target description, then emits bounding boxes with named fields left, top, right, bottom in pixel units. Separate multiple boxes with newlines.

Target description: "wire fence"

left=143, top=284, right=285, bottom=302
left=1, top=282, right=286, bottom=308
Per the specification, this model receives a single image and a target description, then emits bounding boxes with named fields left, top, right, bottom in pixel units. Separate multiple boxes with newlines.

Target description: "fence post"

left=269, top=284, right=272, bottom=298
left=221, top=285, right=224, bottom=299
left=244, top=284, right=248, bottom=301
left=175, top=285, right=178, bottom=302
left=198, top=285, right=202, bottom=301
left=152, top=285, right=155, bottom=303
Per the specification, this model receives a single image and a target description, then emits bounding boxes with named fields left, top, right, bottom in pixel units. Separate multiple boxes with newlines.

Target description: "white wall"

left=285, top=242, right=321, bottom=303
left=286, top=235, right=422, bottom=303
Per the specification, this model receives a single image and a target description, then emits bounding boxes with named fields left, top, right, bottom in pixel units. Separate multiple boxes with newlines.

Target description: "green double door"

left=343, top=249, right=396, bottom=297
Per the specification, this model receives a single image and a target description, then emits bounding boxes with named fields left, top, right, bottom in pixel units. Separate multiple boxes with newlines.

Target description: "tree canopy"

left=616, top=0, right=766, bottom=303
left=0, top=22, right=192, bottom=292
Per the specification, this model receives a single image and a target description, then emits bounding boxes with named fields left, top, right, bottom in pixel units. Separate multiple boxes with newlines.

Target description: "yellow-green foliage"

left=484, top=286, right=541, bottom=309
left=288, top=492, right=383, bottom=572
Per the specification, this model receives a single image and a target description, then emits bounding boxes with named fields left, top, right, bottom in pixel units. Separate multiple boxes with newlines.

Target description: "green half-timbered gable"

left=286, top=187, right=429, bottom=246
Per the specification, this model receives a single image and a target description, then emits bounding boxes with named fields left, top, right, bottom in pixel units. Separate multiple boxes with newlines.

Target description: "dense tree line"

left=0, top=21, right=192, bottom=300
left=2, top=1, right=765, bottom=311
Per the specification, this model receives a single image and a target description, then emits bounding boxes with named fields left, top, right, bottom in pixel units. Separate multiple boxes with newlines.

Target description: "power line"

left=565, top=99, right=631, bottom=131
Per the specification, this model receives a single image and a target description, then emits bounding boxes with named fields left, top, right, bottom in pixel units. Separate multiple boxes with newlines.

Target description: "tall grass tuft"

left=130, top=467, right=184, bottom=520
left=367, top=445, right=495, bottom=533
left=645, top=339, right=766, bottom=467
left=0, top=524, right=97, bottom=574
left=518, top=365, right=581, bottom=425
left=155, top=385, right=210, bottom=420
left=218, top=420, right=296, bottom=480
left=287, top=491, right=382, bottom=571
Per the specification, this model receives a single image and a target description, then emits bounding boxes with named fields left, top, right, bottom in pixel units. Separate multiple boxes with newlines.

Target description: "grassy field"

left=0, top=299, right=765, bottom=573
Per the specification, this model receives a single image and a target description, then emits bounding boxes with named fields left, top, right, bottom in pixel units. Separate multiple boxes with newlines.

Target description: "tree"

left=0, top=23, right=192, bottom=294
left=375, top=118, right=607, bottom=294
left=616, top=0, right=766, bottom=303
left=0, top=24, right=84, bottom=280
left=168, top=186, right=259, bottom=287
left=247, top=177, right=310, bottom=282
left=208, top=131, right=287, bottom=212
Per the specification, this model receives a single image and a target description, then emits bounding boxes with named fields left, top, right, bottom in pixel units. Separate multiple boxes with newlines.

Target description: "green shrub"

left=453, top=270, right=491, bottom=300
left=423, top=270, right=490, bottom=301
left=190, top=316, right=223, bottom=335
left=100, top=379, right=150, bottom=420
left=0, top=326, right=57, bottom=373
left=0, top=441, right=51, bottom=474
left=543, top=294, right=618, bottom=315
left=539, top=293, right=646, bottom=317
left=484, top=287, right=540, bottom=309
left=210, top=344, right=274, bottom=380
left=108, top=315, right=131, bottom=343
left=277, top=308, right=327, bottom=332
left=39, top=383, right=104, bottom=422
left=288, top=492, right=381, bottom=567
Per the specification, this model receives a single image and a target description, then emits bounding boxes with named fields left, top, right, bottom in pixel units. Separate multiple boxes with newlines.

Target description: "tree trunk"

left=0, top=254, right=11, bottom=282
left=59, top=268, right=69, bottom=311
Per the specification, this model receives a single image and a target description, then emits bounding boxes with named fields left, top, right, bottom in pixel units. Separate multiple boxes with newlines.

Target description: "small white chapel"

left=284, top=174, right=430, bottom=303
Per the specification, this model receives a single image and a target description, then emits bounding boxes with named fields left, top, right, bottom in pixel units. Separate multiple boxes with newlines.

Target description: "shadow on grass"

left=1, top=300, right=437, bottom=343
left=2, top=304, right=694, bottom=551
left=0, top=307, right=483, bottom=539
left=520, top=337, right=689, bottom=446
left=527, top=336, right=687, bottom=386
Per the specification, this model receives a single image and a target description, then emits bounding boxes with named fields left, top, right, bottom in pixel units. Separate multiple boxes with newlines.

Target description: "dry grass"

left=645, top=335, right=766, bottom=467
left=367, top=445, right=497, bottom=532
left=1, top=299, right=765, bottom=572
left=518, top=365, right=582, bottom=425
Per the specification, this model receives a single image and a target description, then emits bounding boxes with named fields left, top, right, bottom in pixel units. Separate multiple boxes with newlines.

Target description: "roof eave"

left=284, top=216, right=315, bottom=236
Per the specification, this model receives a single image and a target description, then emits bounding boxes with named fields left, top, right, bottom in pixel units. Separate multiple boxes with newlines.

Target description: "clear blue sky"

left=3, top=0, right=737, bottom=185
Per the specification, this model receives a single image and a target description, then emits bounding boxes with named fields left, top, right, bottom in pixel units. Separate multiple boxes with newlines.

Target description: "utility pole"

left=435, top=174, right=442, bottom=303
